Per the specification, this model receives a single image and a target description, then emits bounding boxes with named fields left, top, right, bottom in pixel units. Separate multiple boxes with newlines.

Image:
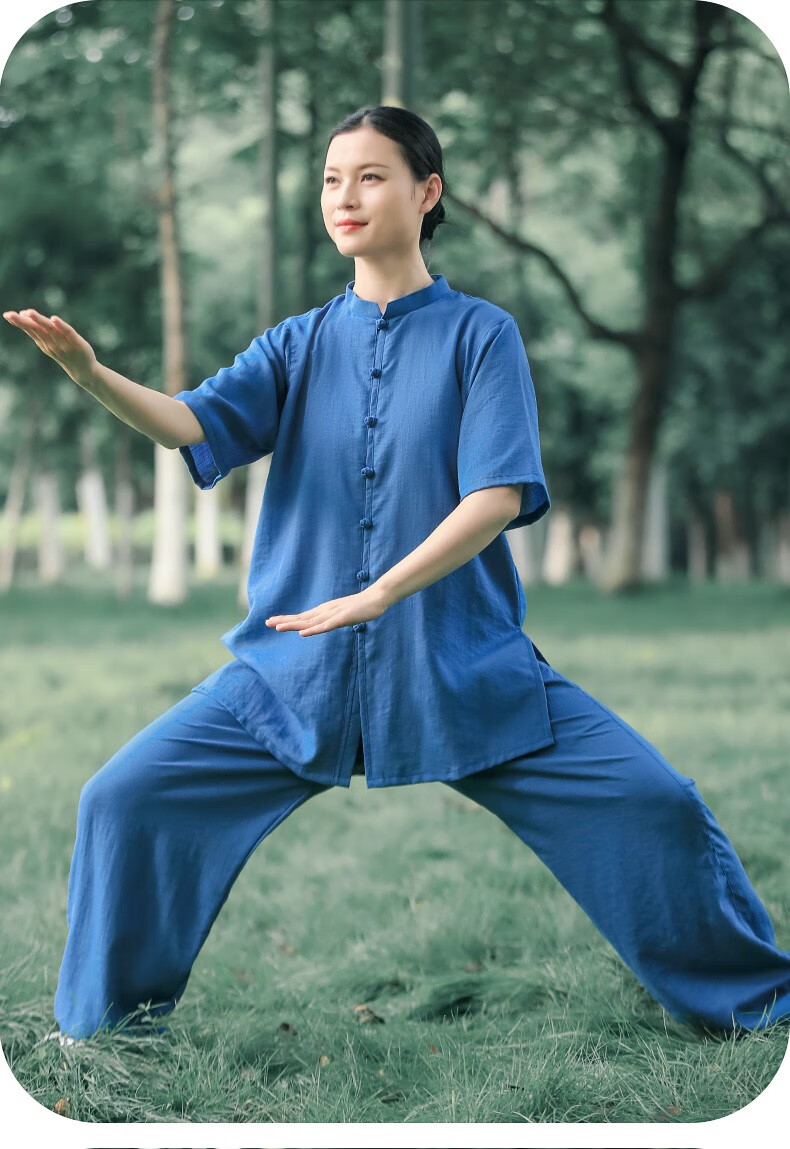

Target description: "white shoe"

left=42, top=1028, right=83, bottom=1049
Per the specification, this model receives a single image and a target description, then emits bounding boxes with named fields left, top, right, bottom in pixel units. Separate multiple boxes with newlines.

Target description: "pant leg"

left=54, top=690, right=331, bottom=1041
left=446, top=656, right=790, bottom=1033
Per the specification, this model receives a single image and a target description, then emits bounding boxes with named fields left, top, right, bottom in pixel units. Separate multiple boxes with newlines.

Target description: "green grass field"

left=1, top=568, right=788, bottom=1123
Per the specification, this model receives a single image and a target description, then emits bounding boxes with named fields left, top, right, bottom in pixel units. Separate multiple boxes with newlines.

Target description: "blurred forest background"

left=0, top=0, right=788, bottom=609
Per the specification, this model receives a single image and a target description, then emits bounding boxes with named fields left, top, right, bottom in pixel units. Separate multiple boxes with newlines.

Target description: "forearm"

left=77, top=362, right=202, bottom=449
left=372, top=487, right=520, bottom=609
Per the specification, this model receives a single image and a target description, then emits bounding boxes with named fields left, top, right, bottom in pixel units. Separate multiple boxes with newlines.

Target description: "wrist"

left=368, top=579, right=399, bottom=611
left=72, top=360, right=102, bottom=392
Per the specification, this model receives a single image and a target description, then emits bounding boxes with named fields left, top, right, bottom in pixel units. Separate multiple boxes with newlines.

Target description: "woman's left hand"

left=265, top=586, right=390, bottom=636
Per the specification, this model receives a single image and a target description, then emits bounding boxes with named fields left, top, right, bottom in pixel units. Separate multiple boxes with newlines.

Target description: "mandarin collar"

left=344, top=273, right=451, bottom=319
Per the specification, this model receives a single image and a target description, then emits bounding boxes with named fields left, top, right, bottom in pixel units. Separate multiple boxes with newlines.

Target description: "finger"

left=300, top=612, right=341, bottom=633
left=278, top=613, right=324, bottom=630
left=21, top=324, right=52, bottom=349
left=2, top=314, right=32, bottom=333
left=282, top=615, right=320, bottom=628
left=267, top=611, right=320, bottom=626
left=23, top=310, right=59, bottom=337
left=11, top=311, right=52, bottom=340
left=7, top=316, right=49, bottom=350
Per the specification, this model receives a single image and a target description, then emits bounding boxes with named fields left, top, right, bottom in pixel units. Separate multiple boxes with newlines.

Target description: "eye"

left=323, top=173, right=381, bottom=185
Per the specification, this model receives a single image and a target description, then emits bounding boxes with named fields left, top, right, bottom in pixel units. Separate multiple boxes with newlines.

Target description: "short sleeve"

left=457, top=316, right=550, bottom=531
left=172, top=319, right=291, bottom=490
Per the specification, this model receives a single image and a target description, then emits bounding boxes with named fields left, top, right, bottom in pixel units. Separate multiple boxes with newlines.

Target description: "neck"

left=351, top=257, right=435, bottom=308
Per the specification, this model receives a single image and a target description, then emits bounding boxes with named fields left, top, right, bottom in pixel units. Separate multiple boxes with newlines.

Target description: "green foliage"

left=0, top=0, right=787, bottom=545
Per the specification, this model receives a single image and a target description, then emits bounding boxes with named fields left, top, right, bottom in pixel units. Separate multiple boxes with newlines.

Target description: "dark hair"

left=326, top=105, right=451, bottom=262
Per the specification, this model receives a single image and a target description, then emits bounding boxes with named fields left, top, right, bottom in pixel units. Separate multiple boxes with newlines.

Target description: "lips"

left=337, top=220, right=366, bottom=228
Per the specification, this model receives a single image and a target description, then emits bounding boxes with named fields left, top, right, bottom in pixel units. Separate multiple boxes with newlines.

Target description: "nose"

left=325, top=178, right=360, bottom=206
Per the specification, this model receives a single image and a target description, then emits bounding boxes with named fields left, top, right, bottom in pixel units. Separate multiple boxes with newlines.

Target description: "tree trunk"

left=0, top=411, right=35, bottom=593
left=640, top=458, right=669, bottom=581
left=114, top=426, right=136, bottom=601
left=76, top=425, right=112, bottom=571
left=507, top=523, right=541, bottom=588
left=76, top=468, right=112, bottom=570
left=194, top=484, right=223, bottom=580
left=713, top=489, right=750, bottom=580
left=541, top=505, right=578, bottom=585
left=753, top=515, right=773, bottom=580
left=600, top=335, right=673, bottom=592
left=35, top=471, right=65, bottom=584
left=775, top=511, right=790, bottom=585
left=237, top=456, right=270, bottom=611
left=235, top=0, right=279, bottom=610
left=148, top=445, right=189, bottom=604
left=382, top=0, right=419, bottom=107
left=686, top=509, right=708, bottom=581
left=296, top=0, right=321, bottom=310
left=148, top=0, right=190, bottom=607
left=578, top=522, right=604, bottom=583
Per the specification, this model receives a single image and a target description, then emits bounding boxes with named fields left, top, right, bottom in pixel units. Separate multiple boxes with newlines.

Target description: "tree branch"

left=679, top=16, right=789, bottom=300
left=600, top=0, right=687, bottom=83
left=444, top=190, right=642, bottom=351
left=678, top=212, right=782, bottom=300
left=599, top=0, right=675, bottom=143
left=599, top=0, right=723, bottom=148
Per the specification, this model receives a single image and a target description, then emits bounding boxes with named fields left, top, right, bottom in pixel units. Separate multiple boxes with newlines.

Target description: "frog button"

left=359, top=517, right=373, bottom=529
left=376, top=319, right=388, bottom=330
left=370, top=367, right=382, bottom=378
left=364, top=415, right=377, bottom=427
left=360, top=466, right=375, bottom=479
left=352, top=622, right=367, bottom=632
left=356, top=569, right=370, bottom=581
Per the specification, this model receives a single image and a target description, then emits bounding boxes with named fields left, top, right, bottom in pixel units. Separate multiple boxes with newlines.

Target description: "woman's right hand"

left=3, top=308, right=98, bottom=386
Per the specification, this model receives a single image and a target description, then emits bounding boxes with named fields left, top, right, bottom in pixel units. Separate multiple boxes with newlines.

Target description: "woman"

left=7, top=105, right=789, bottom=1044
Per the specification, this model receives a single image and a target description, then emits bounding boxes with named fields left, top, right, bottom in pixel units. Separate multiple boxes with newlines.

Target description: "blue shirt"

left=172, top=273, right=554, bottom=788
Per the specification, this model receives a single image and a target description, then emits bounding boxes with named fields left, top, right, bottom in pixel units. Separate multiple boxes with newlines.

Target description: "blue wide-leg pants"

left=54, top=652, right=790, bottom=1041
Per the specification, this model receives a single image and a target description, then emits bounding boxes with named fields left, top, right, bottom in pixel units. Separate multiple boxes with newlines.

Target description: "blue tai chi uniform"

left=53, top=275, right=790, bottom=1040
left=176, top=273, right=554, bottom=788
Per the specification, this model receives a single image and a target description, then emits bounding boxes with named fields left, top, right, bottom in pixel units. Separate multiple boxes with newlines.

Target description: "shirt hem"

left=189, top=685, right=556, bottom=790
left=188, top=684, right=354, bottom=787
left=361, top=727, right=557, bottom=788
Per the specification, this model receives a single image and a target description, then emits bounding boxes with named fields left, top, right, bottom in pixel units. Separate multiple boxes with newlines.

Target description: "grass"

left=0, top=566, right=788, bottom=1123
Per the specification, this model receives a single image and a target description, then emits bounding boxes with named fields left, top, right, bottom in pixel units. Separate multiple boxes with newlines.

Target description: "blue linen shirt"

left=173, top=273, right=555, bottom=788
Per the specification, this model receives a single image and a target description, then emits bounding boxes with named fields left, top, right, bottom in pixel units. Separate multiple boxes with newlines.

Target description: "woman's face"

left=321, top=125, right=440, bottom=259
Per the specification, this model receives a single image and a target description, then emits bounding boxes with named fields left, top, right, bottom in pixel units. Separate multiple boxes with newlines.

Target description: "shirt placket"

left=350, top=315, right=389, bottom=781
left=352, top=315, right=388, bottom=633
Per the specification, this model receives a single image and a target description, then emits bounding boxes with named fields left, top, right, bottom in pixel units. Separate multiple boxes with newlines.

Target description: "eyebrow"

left=324, top=163, right=391, bottom=172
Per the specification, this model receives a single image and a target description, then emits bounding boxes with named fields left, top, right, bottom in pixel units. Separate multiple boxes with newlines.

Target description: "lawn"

left=1, top=567, right=788, bottom=1123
